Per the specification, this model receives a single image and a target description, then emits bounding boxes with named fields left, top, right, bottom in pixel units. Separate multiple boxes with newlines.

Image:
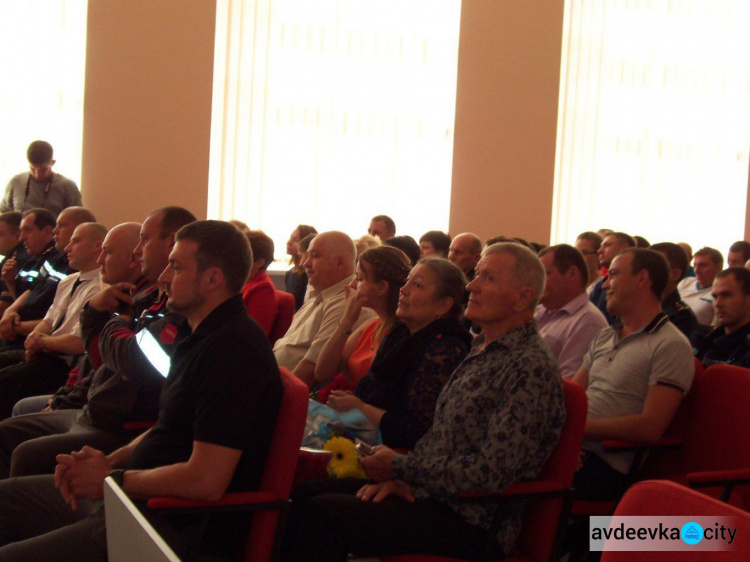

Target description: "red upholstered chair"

left=601, top=480, right=750, bottom=561
left=381, top=378, right=588, bottom=562
left=665, top=364, right=750, bottom=509
left=146, top=366, right=309, bottom=562
left=572, top=357, right=704, bottom=517
left=269, top=291, right=295, bottom=346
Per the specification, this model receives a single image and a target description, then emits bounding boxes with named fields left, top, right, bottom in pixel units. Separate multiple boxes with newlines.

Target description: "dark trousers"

left=568, top=453, right=630, bottom=561
left=281, top=478, right=505, bottom=562
left=0, top=475, right=107, bottom=562
left=0, top=409, right=132, bottom=479
left=0, top=352, right=71, bottom=420
left=0, top=474, right=218, bottom=561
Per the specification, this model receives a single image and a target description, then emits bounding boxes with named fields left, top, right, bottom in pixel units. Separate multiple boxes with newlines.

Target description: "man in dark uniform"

left=0, top=211, right=31, bottom=315
left=0, top=208, right=197, bottom=479
left=0, top=208, right=77, bottom=349
left=651, top=242, right=698, bottom=340
left=694, top=267, right=750, bottom=368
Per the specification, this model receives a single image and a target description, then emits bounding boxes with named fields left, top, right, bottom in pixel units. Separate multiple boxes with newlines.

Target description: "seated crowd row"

left=0, top=202, right=747, bottom=560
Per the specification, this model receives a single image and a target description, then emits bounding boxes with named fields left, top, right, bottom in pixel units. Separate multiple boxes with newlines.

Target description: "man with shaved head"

left=448, top=233, right=483, bottom=281
left=10, top=222, right=144, bottom=418
left=0, top=209, right=196, bottom=479
left=0, top=207, right=95, bottom=348
left=274, top=231, right=375, bottom=386
left=0, top=222, right=106, bottom=418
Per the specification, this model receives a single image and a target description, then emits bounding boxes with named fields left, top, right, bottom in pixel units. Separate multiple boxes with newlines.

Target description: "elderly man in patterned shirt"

left=282, top=242, right=566, bottom=562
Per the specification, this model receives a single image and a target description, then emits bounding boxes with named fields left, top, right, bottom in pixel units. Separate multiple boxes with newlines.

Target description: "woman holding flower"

left=324, top=257, right=471, bottom=450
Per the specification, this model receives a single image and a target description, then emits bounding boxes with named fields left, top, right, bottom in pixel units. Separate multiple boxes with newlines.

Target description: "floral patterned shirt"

left=392, top=320, right=566, bottom=555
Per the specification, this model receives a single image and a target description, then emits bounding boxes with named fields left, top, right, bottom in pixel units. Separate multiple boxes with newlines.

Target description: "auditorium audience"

left=0, top=222, right=105, bottom=419
left=326, top=256, right=471, bottom=449
left=0, top=220, right=282, bottom=560
left=285, top=224, right=318, bottom=310
left=1, top=183, right=748, bottom=561
left=0, top=209, right=195, bottom=479
left=281, top=242, right=564, bottom=561
left=0, top=207, right=94, bottom=348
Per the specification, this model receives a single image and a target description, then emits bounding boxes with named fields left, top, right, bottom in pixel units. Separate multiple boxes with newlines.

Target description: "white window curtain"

left=552, top=0, right=750, bottom=254
left=0, top=0, right=88, bottom=187
left=208, top=0, right=461, bottom=251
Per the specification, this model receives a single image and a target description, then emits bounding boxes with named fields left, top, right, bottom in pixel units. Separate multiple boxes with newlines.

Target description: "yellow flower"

left=323, top=436, right=367, bottom=479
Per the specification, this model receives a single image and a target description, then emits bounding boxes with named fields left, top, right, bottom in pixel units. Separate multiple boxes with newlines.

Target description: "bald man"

left=9, top=223, right=144, bottom=417
left=0, top=207, right=96, bottom=346
left=0, top=222, right=106, bottom=418
left=273, top=231, right=376, bottom=386
left=0, top=216, right=188, bottom=479
left=449, top=233, right=483, bottom=281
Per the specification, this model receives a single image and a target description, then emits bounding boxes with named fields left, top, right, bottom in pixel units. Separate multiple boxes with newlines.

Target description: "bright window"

left=552, top=0, right=750, bottom=255
left=208, top=0, right=461, bottom=252
left=0, top=0, right=88, bottom=188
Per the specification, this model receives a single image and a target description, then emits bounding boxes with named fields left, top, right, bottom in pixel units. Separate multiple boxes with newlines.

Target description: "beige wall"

left=449, top=0, right=565, bottom=246
left=81, top=0, right=215, bottom=228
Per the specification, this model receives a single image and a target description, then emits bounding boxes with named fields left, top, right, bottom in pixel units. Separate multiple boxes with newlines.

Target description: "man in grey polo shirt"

left=573, top=248, right=695, bottom=501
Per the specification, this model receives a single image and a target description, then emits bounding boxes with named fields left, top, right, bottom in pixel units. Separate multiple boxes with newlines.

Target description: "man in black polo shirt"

left=694, top=267, right=750, bottom=368
left=0, top=220, right=282, bottom=561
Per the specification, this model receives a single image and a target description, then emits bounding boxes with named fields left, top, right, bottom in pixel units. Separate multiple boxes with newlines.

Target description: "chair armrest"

left=147, top=491, right=277, bottom=510
left=123, top=420, right=156, bottom=431
left=602, top=436, right=682, bottom=451
left=687, top=468, right=750, bottom=489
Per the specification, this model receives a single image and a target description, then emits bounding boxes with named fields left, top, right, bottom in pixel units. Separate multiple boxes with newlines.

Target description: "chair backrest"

left=269, top=291, right=295, bottom=345
left=678, top=364, right=750, bottom=508
left=515, top=378, right=588, bottom=561
left=639, top=357, right=704, bottom=478
left=602, top=480, right=750, bottom=561
left=243, top=366, right=309, bottom=562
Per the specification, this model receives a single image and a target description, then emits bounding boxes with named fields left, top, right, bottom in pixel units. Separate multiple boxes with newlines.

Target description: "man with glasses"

left=0, top=141, right=82, bottom=217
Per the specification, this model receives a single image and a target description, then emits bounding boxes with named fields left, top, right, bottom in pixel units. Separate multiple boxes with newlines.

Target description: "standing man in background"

left=0, top=141, right=82, bottom=217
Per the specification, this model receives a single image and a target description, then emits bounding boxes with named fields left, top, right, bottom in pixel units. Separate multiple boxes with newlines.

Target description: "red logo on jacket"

left=159, top=323, right=177, bottom=345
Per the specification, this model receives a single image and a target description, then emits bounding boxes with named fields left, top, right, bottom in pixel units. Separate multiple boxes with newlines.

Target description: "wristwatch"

left=109, top=469, right=127, bottom=488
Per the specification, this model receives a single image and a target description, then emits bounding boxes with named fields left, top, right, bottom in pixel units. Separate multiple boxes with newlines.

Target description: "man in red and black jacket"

left=0, top=208, right=196, bottom=479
